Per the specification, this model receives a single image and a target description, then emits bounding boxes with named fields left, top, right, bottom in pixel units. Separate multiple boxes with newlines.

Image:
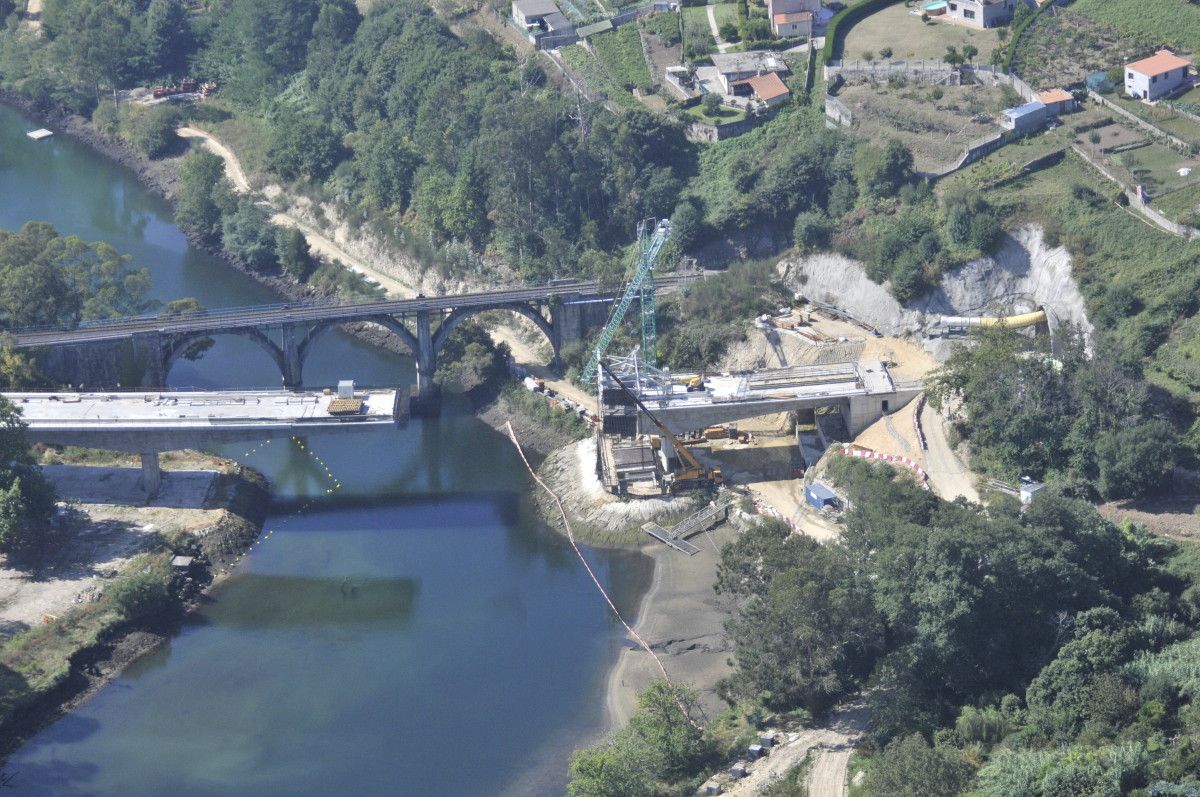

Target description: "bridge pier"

left=140, top=452, right=161, bottom=497
left=281, top=326, right=303, bottom=388
left=410, top=310, right=441, bottom=414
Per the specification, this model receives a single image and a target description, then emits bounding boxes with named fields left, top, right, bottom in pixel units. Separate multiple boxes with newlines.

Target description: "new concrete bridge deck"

left=605, top=361, right=921, bottom=440
left=8, top=388, right=403, bottom=494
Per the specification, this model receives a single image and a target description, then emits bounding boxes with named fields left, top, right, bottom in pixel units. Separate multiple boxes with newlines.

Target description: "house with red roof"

left=1125, top=50, right=1194, bottom=101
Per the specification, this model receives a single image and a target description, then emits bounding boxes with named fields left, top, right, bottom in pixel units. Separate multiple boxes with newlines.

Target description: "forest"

left=570, top=458, right=1200, bottom=796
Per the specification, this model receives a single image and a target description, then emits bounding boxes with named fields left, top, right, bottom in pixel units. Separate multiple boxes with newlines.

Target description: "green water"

left=0, top=104, right=651, bottom=795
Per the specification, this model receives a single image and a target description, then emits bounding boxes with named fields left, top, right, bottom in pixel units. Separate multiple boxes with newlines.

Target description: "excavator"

left=600, top=360, right=723, bottom=493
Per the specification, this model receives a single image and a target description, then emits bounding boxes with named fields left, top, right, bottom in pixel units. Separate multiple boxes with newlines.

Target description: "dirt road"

left=920, top=401, right=979, bottom=503
left=722, top=703, right=867, bottom=797
left=173, top=126, right=591, bottom=390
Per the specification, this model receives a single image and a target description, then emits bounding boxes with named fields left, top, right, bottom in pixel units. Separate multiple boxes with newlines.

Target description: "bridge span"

left=8, top=387, right=403, bottom=495
left=11, top=275, right=699, bottom=401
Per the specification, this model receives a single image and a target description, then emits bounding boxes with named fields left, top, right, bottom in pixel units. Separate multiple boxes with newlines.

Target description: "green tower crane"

left=580, top=219, right=670, bottom=384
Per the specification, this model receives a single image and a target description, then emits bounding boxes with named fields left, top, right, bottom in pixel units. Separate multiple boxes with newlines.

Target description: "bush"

left=792, top=210, right=833, bottom=253
left=120, top=104, right=182, bottom=159
left=105, top=556, right=173, bottom=623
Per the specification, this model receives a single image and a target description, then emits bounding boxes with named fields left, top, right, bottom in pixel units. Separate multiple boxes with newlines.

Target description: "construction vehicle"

left=600, top=361, right=723, bottom=493
left=676, top=372, right=706, bottom=391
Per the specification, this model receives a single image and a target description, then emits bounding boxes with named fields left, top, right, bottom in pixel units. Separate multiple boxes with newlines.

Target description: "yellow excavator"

left=600, top=361, right=723, bottom=493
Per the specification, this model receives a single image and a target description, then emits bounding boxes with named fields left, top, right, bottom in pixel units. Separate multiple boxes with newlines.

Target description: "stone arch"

left=161, top=327, right=288, bottom=385
left=431, top=303, right=556, bottom=361
left=295, top=315, right=421, bottom=366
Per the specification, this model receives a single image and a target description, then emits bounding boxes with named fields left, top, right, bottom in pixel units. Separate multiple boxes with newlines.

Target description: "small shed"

left=730, top=761, right=750, bottom=778
left=1036, top=88, right=1076, bottom=116
left=171, top=555, right=196, bottom=570
left=512, top=0, right=560, bottom=27
left=703, top=781, right=725, bottom=796
left=337, top=379, right=356, bottom=399
left=805, top=482, right=838, bottom=510
left=1000, top=101, right=1048, bottom=133
left=1019, top=479, right=1046, bottom=505
left=748, top=743, right=767, bottom=759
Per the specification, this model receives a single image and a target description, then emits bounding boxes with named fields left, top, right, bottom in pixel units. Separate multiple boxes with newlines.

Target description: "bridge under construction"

left=8, top=385, right=404, bottom=495
left=596, top=356, right=921, bottom=495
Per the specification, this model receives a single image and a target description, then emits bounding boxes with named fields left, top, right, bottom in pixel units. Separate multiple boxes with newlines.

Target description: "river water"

left=0, top=104, right=651, bottom=795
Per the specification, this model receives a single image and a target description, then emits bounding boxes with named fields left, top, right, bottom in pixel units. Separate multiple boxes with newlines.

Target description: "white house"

left=1125, top=50, right=1193, bottom=101
left=772, top=10, right=812, bottom=37
left=945, top=0, right=1015, bottom=29
left=710, top=51, right=789, bottom=95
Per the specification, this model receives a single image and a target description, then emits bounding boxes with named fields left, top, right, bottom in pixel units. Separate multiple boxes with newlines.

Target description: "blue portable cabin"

left=805, top=483, right=838, bottom=510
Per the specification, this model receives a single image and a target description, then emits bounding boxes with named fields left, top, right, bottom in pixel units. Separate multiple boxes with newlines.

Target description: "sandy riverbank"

left=604, top=525, right=735, bottom=729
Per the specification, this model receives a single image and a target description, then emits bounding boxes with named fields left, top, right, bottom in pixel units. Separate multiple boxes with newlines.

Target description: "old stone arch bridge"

left=11, top=277, right=697, bottom=399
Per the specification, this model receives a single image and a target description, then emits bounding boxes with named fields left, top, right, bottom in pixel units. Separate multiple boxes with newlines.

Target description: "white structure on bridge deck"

left=602, top=360, right=920, bottom=443
left=8, top=388, right=403, bottom=495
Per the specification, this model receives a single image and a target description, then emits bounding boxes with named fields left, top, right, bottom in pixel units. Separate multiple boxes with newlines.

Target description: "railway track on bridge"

left=9, top=274, right=701, bottom=347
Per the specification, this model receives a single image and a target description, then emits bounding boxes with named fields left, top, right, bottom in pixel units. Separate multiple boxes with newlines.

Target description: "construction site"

left=525, top=219, right=1064, bottom=554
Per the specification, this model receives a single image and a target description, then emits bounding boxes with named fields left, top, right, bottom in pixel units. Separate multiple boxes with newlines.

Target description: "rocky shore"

left=0, top=459, right=269, bottom=765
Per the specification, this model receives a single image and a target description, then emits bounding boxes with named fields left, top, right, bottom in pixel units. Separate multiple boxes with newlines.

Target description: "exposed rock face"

left=779, top=226, right=1093, bottom=348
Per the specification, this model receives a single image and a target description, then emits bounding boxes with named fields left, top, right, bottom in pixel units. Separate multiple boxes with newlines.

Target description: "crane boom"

left=599, top=360, right=705, bottom=474
left=580, top=220, right=671, bottom=384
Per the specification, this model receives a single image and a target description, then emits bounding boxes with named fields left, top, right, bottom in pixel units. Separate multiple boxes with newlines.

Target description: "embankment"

left=0, top=458, right=269, bottom=764
left=780, top=225, right=1093, bottom=343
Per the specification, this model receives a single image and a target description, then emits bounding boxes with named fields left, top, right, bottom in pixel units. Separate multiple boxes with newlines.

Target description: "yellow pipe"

left=976, top=309, right=1047, bottom=329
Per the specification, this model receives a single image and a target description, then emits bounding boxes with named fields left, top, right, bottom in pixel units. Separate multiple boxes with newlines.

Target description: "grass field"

left=1149, top=182, right=1200, bottom=224
left=682, top=102, right=748, bottom=124
left=713, top=1, right=738, bottom=31
left=1108, top=94, right=1200, bottom=148
left=590, top=23, right=653, bottom=91
left=1071, top=0, right=1200, bottom=56
left=838, top=79, right=1007, bottom=172
left=1117, top=142, right=1200, bottom=194
left=843, top=3, right=998, bottom=63
left=559, top=44, right=643, bottom=110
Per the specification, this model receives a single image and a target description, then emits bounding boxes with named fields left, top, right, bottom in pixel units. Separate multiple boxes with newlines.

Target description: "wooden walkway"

left=641, top=500, right=732, bottom=555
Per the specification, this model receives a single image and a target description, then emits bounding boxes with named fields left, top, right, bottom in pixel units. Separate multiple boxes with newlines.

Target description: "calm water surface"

left=0, top=104, right=650, bottom=795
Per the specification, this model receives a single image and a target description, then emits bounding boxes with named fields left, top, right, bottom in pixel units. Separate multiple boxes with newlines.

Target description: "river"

left=0, top=104, right=652, bottom=795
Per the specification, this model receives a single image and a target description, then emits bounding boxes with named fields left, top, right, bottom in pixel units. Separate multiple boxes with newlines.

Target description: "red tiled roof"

left=772, top=10, right=812, bottom=23
left=1127, top=50, right=1192, bottom=78
left=748, top=72, right=790, bottom=102
left=1036, top=88, right=1072, bottom=104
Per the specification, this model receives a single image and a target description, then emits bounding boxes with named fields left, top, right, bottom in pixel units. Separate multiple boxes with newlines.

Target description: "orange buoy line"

left=502, top=421, right=702, bottom=730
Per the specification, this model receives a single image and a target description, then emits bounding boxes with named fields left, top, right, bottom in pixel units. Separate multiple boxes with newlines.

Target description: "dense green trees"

left=568, top=681, right=713, bottom=796
left=717, top=522, right=880, bottom=712
left=175, top=150, right=229, bottom=240
left=0, top=398, right=54, bottom=554
left=0, top=222, right=152, bottom=329
left=927, top=327, right=1179, bottom=497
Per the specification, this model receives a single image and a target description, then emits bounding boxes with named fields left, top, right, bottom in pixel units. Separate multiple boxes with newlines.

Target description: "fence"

left=823, top=62, right=1038, bottom=100
left=1071, top=145, right=1200, bottom=240
left=1087, top=90, right=1193, bottom=153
